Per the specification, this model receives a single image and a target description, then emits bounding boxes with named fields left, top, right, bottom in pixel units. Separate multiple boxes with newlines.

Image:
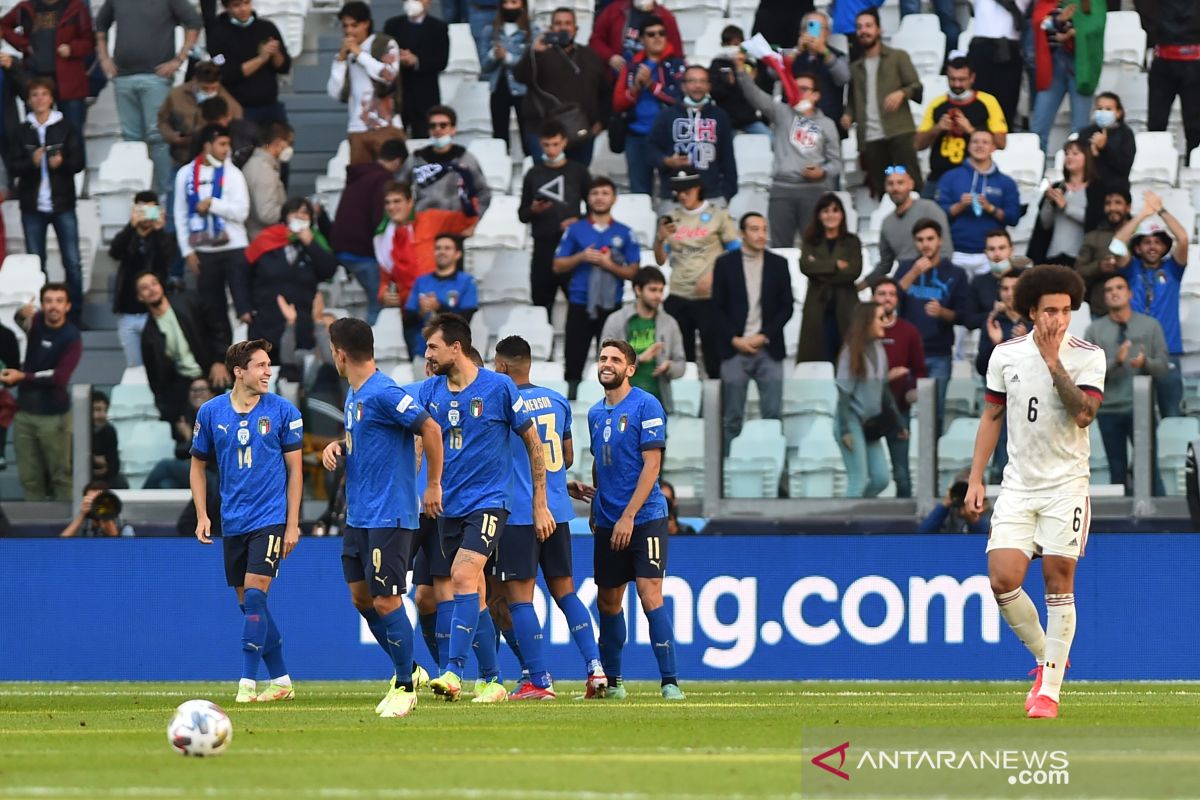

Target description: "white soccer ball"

left=167, top=699, right=233, bottom=757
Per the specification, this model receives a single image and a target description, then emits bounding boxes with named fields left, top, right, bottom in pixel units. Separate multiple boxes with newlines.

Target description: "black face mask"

left=501, top=8, right=521, bottom=22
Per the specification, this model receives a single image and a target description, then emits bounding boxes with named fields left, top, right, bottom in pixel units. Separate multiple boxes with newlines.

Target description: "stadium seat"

left=1103, top=11, right=1146, bottom=66
left=0, top=254, right=44, bottom=306
left=957, top=19, right=974, bottom=53
left=938, top=417, right=979, bottom=491
left=892, top=14, right=946, bottom=76
left=389, top=362, right=414, bottom=385
left=734, top=134, right=772, bottom=191
left=120, top=366, right=148, bottom=385
left=663, top=416, right=705, bottom=497
left=467, top=196, right=527, bottom=250
left=991, top=133, right=1045, bottom=193
left=569, top=410, right=593, bottom=482
left=859, top=193, right=900, bottom=247
left=473, top=249, right=531, bottom=304
left=108, top=383, right=158, bottom=422
left=611, top=193, right=656, bottom=248
left=724, top=419, right=784, bottom=498
left=528, top=361, right=565, bottom=385
left=1097, top=63, right=1149, bottom=128
left=372, top=309, right=408, bottom=364
left=672, top=378, right=702, bottom=417
left=1158, top=417, right=1200, bottom=495
left=263, top=11, right=305, bottom=56
left=1130, top=132, right=1179, bottom=186
left=452, top=81, right=493, bottom=138
left=791, top=361, right=835, bottom=381
left=728, top=189, right=769, bottom=222
left=467, top=138, right=515, bottom=195
left=469, top=312, right=490, bottom=359
left=499, top=309, right=553, bottom=361
left=590, top=132, right=631, bottom=192
left=1089, top=422, right=1110, bottom=485
left=943, top=377, right=977, bottom=424
left=786, top=415, right=843, bottom=497
left=446, top=23, right=482, bottom=74
left=691, top=16, right=734, bottom=64
left=909, top=75, right=947, bottom=128
left=113, top=419, right=177, bottom=485
left=782, top=378, right=838, bottom=457
left=1068, top=302, right=1091, bottom=339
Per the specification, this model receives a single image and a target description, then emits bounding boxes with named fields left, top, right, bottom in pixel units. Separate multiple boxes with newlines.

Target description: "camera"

left=949, top=481, right=969, bottom=508
left=87, top=490, right=123, bottom=521
left=543, top=30, right=572, bottom=48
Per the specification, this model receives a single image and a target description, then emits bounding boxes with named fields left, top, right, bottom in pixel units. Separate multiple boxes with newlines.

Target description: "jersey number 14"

left=237, top=445, right=253, bottom=469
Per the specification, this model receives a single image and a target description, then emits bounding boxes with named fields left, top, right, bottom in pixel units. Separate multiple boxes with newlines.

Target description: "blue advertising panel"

left=0, top=534, right=1195, bottom=680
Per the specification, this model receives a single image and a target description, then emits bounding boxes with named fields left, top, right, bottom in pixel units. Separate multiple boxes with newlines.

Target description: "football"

left=167, top=700, right=233, bottom=757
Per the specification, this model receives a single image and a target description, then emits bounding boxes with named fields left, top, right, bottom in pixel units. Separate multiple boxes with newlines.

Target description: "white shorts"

left=986, top=493, right=1090, bottom=559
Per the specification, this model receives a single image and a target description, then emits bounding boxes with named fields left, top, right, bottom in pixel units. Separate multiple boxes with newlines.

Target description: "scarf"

left=185, top=157, right=229, bottom=248
left=412, top=160, right=481, bottom=218
left=246, top=224, right=332, bottom=264
left=585, top=221, right=624, bottom=320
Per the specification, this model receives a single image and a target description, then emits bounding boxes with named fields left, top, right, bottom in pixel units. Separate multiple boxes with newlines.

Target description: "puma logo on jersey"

left=374, top=574, right=389, bottom=586
left=217, top=423, right=229, bottom=433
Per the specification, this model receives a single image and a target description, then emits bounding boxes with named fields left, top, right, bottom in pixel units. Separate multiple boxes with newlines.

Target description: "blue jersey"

left=1124, top=256, right=1184, bottom=354
left=191, top=393, right=304, bottom=535
left=555, top=217, right=641, bottom=307
left=418, top=368, right=532, bottom=517
left=587, top=387, right=668, bottom=528
left=404, top=379, right=431, bottom=503
left=404, top=271, right=479, bottom=353
left=508, top=383, right=574, bottom=525
left=344, top=371, right=430, bottom=529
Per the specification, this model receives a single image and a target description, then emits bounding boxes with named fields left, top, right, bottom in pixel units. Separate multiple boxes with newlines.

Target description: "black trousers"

left=968, top=37, right=1024, bottom=128
left=1149, top=57, right=1200, bottom=163
left=565, top=303, right=613, bottom=384
left=531, top=235, right=568, bottom=318
left=196, top=249, right=241, bottom=342
left=663, top=295, right=720, bottom=379
left=490, top=73, right=529, bottom=157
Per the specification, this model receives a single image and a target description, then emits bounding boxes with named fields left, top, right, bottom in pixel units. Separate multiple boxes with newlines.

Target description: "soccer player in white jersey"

left=964, top=265, right=1105, bottom=720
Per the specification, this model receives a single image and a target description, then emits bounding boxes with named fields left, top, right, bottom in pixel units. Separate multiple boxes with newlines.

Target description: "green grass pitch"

left=1, top=681, right=1199, bottom=799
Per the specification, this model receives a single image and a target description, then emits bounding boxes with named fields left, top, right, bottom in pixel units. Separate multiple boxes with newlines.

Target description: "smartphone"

left=44, top=143, right=63, bottom=155
left=806, top=19, right=822, bottom=38
left=143, top=204, right=161, bottom=221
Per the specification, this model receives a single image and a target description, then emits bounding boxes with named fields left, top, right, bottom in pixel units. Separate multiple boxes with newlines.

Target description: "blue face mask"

left=431, top=134, right=453, bottom=148
left=195, top=90, right=216, bottom=103
left=542, top=151, right=565, bottom=165
left=230, top=14, right=254, bottom=27
left=1092, top=109, right=1116, bottom=128
left=683, top=94, right=711, bottom=107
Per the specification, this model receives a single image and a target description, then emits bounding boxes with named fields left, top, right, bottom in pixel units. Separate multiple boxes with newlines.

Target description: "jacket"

left=241, top=146, right=286, bottom=241
left=1033, top=0, right=1105, bottom=96
left=518, top=160, right=590, bottom=240
left=646, top=102, right=737, bottom=201
left=709, top=56, right=762, bottom=130
left=0, top=0, right=93, bottom=100
left=796, top=234, right=864, bottom=363
left=397, top=143, right=492, bottom=216
left=737, top=72, right=841, bottom=194
left=846, top=45, right=923, bottom=144
left=588, top=0, right=684, bottom=66
left=205, top=12, right=291, bottom=109
left=141, top=291, right=230, bottom=422
left=935, top=162, right=1021, bottom=254
left=331, top=160, right=395, bottom=257
left=611, top=45, right=685, bottom=134
left=513, top=41, right=611, bottom=129
left=600, top=305, right=686, bottom=412
left=15, top=311, right=80, bottom=415
left=1075, top=223, right=1122, bottom=310
left=712, top=248, right=794, bottom=363
left=326, top=32, right=404, bottom=135
left=383, top=13, right=450, bottom=126
left=232, top=229, right=338, bottom=354
left=1026, top=180, right=1103, bottom=262
left=109, top=224, right=176, bottom=315
left=10, top=109, right=84, bottom=213
left=479, top=21, right=532, bottom=96
left=1076, top=121, right=1135, bottom=197
left=157, top=81, right=244, bottom=166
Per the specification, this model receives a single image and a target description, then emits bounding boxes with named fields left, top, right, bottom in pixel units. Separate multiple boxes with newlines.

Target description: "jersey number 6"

left=1027, top=396, right=1038, bottom=422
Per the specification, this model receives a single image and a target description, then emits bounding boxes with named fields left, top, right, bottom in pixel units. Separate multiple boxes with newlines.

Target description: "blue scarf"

left=185, top=157, right=229, bottom=248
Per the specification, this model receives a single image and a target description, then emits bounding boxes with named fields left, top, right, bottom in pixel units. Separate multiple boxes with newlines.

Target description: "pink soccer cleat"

left=584, top=667, right=609, bottom=699
left=509, top=681, right=557, bottom=701
left=1027, top=694, right=1059, bottom=718
left=1025, top=666, right=1043, bottom=712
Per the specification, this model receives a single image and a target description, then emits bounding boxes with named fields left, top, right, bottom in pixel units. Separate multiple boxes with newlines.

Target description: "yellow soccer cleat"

left=429, top=671, right=463, bottom=702
left=255, top=682, right=295, bottom=702
left=378, top=686, right=418, bottom=718
left=471, top=678, right=509, bottom=704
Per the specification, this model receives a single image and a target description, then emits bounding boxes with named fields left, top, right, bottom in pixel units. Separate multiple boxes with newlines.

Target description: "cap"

left=1131, top=219, right=1172, bottom=246
left=669, top=167, right=702, bottom=191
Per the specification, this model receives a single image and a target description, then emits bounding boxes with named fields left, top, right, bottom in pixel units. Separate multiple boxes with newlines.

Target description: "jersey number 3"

left=536, top=413, right=564, bottom=472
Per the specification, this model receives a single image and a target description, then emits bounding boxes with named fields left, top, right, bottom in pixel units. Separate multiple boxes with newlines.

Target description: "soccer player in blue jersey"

left=493, top=336, right=608, bottom=700
left=419, top=313, right=555, bottom=702
left=320, top=318, right=444, bottom=718
left=568, top=339, right=684, bottom=700
left=190, top=340, right=304, bottom=704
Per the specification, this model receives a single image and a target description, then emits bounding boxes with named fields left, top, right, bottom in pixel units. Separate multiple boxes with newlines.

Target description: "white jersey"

left=985, top=333, right=1106, bottom=496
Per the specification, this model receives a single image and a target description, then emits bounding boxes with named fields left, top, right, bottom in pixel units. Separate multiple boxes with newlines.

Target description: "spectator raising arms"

left=797, top=193, right=862, bottom=364
left=709, top=26, right=768, bottom=136
left=327, top=1, right=405, bottom=165
left=205, top=0, right=292, bottom=126
left=1075, top=186, right=1131, bottom=311
left=785, top=11, right=851, bottom=138
left=589, top=0, right=684, bottom=73
left=0, top=0, right=93, bottom=137
left=383, top=0, right=450, bottom=140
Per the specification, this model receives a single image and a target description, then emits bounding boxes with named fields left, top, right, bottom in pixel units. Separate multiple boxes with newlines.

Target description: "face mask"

left=633, top=0, right=655, bottom=10
left=195, top=90, right=216, bottom=103
left=404, top=0, right=424, bottom=18
left=989, top=258, right=1011, bottom=274
left=431, top=134, right=453, bottom=148
left=287, top=217, right=309, bottom=234
left=946, top=88, right=973, bottom=102
left=205, top=153, right=223, bottom=167
left=278, top=145, right=294, bottom=163
left=501, top=8, right=521, bottom=22
left=230, top=14, right=254, bottom=27
left=1093, top=109, right=1117, bottom=128
left=794, top=99, right=814, bottom=114
left=683, top=94, right=710, bottom=107
left=542, top=151, right=565, bottom=165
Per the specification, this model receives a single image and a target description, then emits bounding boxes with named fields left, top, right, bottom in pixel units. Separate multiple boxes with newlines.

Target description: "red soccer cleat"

left=1025, top=665, right=1043, bottom=712
left=1027, top=694, right=1059, bottom=719
left=585, top=668, right=609, bottom=699
left=508, top=681, right=557, bottom=701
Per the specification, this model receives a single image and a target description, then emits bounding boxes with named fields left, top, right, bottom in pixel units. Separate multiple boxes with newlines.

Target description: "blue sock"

left=447, top=593, right=479, bottom=676
left=557, top=593, right=601, bottom=667
left=645, top=605, right=678, bottom=684
left=510, top=602, right=549, bottom=687
left=382, top=607, right=415, bottom=690
left=262, top=609, right=288, bottom=680
left=418, top=613, right=438, bottom=667
left=435, top=601, right=453, bottom=672
left=500, top=627, right=526, bottom=672
left=598, top=611, right=625, bottom=684
left=359, top=607, right=389, bottom=655
left=241, top=588, right=269, bottom=681
left=472, top=607, right=501, bottom=682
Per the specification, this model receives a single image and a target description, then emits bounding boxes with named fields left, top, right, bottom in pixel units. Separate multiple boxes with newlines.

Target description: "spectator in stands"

left=143, top=377, right=213, bottom=490
left=0, top=0, right=93, bottom=137
left=1146, top=0, right=1200, bottom=162
left=403, top=233, right=478, bottom=358
left=860, top=165, right=953, bottom=289
left=1111, top=190, right=1189, bottom=417
left=1077, top=91, right=1135, bottom=199
left=590, top=0, right=684, bottom=73
left=0, top=283, right=80, bottom=501
left=963, top=229, right=1032, bottom=331
left=709, top=26, right=768, bottom=137
left=600, top=266, right=685, bottom=410
left=331, top=138, right=406, bottom=325
left=914, top=56, right=1009, bottom=201
left=90, top=389, right=125, bottom=488
left=242, top=121, right=293, bottom=241
left=660, top=479, right=697, bottom=535
left=328, top=1, right=405, bottom=165
left=1075, top=186, right=1131, bottom=311
left=966, top=0, right=1030, bottom=127
left=0, top=322, right=17, bottom=471
left=612, top=16, right=685, bottom=197
left=518, top=120, right=590, bottom=323
left=197, top=95, right=257, bottom=170
left=734, top=60, right=840, bottom=248
left=836, top=301, right=905, bottom=498
left=96, top=0, right=203, bottom=196
left=204, top=0, right=290, bottom=127
left=786, top=11, right=850, bottom=138
left=11, top=77, right=85, bottom=323
left=374, top=180, right=419, bottom=312
left=235, top=196, right=337, bottom=359
left=60, top=480, right=134, bottom=537
left=478, top=0, right=532, bottom=156
left=1085, top=272, right=1168, bottom=493
left=975, top=265, right=1028, bottom=480
left=158, top=61, right=244, bottom=171
left=110, top=191, right=175, bottom=368
left=918, top=476, right=991, bottom=533
left=137, top=272, right=231, bottom=426
left=712, top=212, right=793, bottom=450
left=173, top=124, right=250, bottom=318
left=895, top=218, right=969, bottom=421
left=937, top=129, right=1020, bottom=277
left=873, top=277, right=925, bottom=498
left=553, top=175, right=640, bottom=398
left=647, top=65, right=737, bottom=207
left=398, top=105, right=492, bottom=215
left=1030, top=0, right=1105, bottom=153
left=654, top=168, right=740, bottom=378
left=1028, top=137, right=1099, bottom=267
left=796, top=193, right=863, bottom=364
left=0, top=51, right=24, bottom=180
left=843, top=8, right=923, bottom=197
left=512, top=8, right=609, bottom=165
left=383, top=0, right=450, bottom=140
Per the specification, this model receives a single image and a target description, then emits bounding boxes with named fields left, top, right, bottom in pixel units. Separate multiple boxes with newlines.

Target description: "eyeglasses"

left=642, top=30, right=666, bottom=38
left=428, top=121, right=453, bottom=130
left=884, top=165, right=908, bottom=176
left=795, top=85, right=814, bottom=95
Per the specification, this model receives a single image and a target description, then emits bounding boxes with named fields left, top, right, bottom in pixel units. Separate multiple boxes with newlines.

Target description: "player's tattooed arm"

left=1047, top=360, right=1100, bottom=427
left=522, top=425, right=556, bottom=540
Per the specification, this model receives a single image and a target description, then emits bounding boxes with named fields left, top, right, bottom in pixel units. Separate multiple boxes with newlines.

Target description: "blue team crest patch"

left=617, top=414, right=628, bottom=433
left=447, top=290, right=459, bottom=308
left=257, top=417, right=271, bottom=436
left=237, top=427, right=250, bottom=445
left=470, top=398, right=483, bottom=418
left=355, top=402, right=363, bottom=422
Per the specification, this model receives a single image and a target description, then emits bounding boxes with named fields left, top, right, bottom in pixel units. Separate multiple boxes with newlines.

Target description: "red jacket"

left=611, top=42, right=686, bottom=114
left=0, top=0, right=94, bottom=101
left=588, top=0, right=684, bottom=67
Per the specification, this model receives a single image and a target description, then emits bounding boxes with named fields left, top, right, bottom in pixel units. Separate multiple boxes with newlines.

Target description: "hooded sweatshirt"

left=397, top=143, right=492, bottom=216
left=646, top=100, right=738, bottom=200
left=935, top=161, right=1021, bottom=254
left=736, top=71, right=840, bottom=196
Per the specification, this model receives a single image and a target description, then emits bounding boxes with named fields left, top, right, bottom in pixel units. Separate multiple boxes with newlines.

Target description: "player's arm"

left=612, top=447, right=663, bottom=550
left=419, top=416, right=444, bottom=517
left=563, top=435, right=574, bottom=470
left=965, top=399, right=1004, bottom=517
left=190, top=456, right=212, bottom=544
left=521, top=423, right=555, bottom=541
left=1046, top=358, right=1101, bottom=428
left=282, top=449, right=303, bottom=557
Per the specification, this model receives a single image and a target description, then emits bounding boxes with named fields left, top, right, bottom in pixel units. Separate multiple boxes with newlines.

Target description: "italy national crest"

left=355, top=402, right=363, bottom=422
left=617, top=414, right=628, bottom=433
left=470, top=398, right=483, bottom=418
left=257, top=417, right=271, bottom=436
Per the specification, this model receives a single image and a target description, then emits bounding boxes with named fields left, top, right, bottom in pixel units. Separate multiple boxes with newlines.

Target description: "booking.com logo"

left=811, top=741, right=1070, bottom=787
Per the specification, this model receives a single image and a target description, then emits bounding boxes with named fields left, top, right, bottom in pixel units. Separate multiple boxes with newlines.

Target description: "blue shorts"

left=222, top=524, right=285, bottom=587
left=341, top=526, right=413, bottom=596
left=439, top=508, right=508, bottom=562
left=495, top=522, right=573, bottom=581
left=593, top=517, right=669, bottom=588
left=411, top=515, right=447, bottom=586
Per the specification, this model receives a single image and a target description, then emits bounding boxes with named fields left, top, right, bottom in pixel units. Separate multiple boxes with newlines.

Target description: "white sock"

left=994, top=588, right=1046, bottom=664
left=274, top=674, right=292, bottom=686
left=1039, top=594, right=1076, bottom=702
left=239, top=678, right=257, bottom=691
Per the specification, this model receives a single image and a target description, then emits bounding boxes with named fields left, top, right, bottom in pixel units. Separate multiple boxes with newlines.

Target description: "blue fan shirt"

left=555, top=217, right=641, bottom=307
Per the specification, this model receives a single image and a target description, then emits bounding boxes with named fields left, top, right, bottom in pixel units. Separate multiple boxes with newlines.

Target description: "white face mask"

left=205, top=153, right=223, bottom=167
left=195, top=90, right=216, bottom=103
left=794, top=99, right=814, bottom=114
left=1092, top=108, right=1117, bottom=128
left=542, top=151, right=566, bottom=165
left=287, top=217, right=309, bottom=234
left=946, top=87, right=974, bottom=102
left=278, top=145, right=294, bottom=163
left=431, top=134, right=453, bottom=148
left=404, top=0, right=424, bottom=18
left=989, top=257, right=1011, bottom=274
left=634, top=0, right=655, bottom=10
left=230, top=14, right=254, bottom=28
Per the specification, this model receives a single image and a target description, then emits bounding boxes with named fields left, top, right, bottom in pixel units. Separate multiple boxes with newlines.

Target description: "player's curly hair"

left=1013, top=264, right=1085, bottom=320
